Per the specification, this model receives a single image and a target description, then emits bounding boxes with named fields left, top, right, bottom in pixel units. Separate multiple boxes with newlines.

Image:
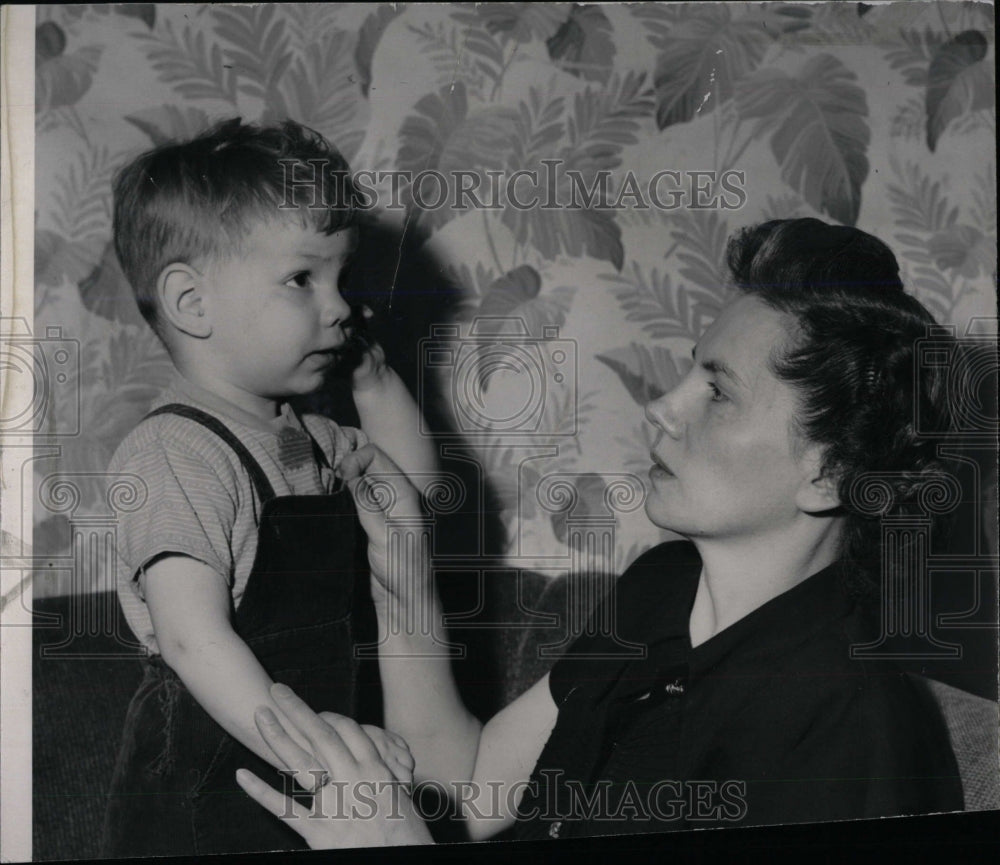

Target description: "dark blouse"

left=514, top=541, right=963, bottom=841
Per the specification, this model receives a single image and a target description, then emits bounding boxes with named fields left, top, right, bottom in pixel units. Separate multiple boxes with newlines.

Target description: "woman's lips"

left=650, top=451, right=675, bottom=476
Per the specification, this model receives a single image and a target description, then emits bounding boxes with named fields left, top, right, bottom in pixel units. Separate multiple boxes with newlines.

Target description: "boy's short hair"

left=112, top=117, right=357, bottom=336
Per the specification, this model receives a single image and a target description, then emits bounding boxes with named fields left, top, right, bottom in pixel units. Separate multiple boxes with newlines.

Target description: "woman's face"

left=644, top=295, right=816, bottom=540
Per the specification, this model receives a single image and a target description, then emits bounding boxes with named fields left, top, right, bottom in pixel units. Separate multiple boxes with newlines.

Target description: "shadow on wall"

left=296, top=216, right=511, bottom=723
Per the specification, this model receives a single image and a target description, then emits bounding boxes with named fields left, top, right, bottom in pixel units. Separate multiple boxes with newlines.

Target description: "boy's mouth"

left=310, top=328, right=369, bottom=369
left=310, top=348, right=340, bottom=364
left=335, top=327, right=370, bottom=359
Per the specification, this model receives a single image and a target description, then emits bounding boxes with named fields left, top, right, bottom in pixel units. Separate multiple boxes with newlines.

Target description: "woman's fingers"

left=254, top=707, right=330, bottom=793
left=361, top=724, right=416, bottom=785
left=239, top=696, right=435, bottom=849
left=347, top=427, right=370, bottom=449
left=270, top=684, right=341, bottom=743
left=236, top=769, right=343, bottom=850
left=270, top=684, right=373, bottom=770
left=337, top=443, right=379, bottom=484
left=332, top=426, right=368, bottom=472
left=235, top=768, right=309, bottom=823
left=338, top=445, right=423, bottom=522
left=269, top=687, right=400, bottom=790
left=337, top=443, right=410, bottom=484
left=316, top=713, right=382, bottom=765
left=386, top=730, right=410, bottom=751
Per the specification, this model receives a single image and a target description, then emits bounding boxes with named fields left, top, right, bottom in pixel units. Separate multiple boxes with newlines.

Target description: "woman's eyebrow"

left=691, top=345, right=745, bottom=388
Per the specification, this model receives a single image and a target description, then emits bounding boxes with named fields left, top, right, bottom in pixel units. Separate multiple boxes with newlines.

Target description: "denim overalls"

left=101, top=404, right=372, bottom=857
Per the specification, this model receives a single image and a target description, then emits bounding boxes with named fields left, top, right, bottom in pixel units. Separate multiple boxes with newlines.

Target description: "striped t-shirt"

left=109, top=374, right=363, bottom=654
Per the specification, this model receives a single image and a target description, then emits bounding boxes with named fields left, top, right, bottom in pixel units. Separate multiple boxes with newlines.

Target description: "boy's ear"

left=795, top=444, right=841, bottom=514
left=158, top=263, right=211, bottom=338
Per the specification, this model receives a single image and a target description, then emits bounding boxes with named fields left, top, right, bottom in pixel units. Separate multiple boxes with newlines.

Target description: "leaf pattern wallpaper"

left=32, top=2, right=995, bottom=608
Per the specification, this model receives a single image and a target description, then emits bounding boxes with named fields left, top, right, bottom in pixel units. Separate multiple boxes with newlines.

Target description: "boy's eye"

left=285, top=272, right=312, bottom=289
left=708, top=382, right=726, bottom=402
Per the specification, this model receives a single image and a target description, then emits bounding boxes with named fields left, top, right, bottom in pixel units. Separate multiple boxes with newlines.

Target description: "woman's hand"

left=348, top=306, right=391, bottom=393
left=331, top=426, right=369, bottom=474
left=351, top=721, right=415, bottom=787
left=235, top=684, right=433, bottom=849
left=336, top=443, right=429, bottom=606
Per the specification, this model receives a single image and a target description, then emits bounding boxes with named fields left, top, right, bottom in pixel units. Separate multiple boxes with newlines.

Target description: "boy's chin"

left=324, top=353, right=363, bottom=382
left=296, top=372, right=334, bottom=396
left=290, top=363, right=343, bottom=395
left=265, top=376, right=324, bottom=404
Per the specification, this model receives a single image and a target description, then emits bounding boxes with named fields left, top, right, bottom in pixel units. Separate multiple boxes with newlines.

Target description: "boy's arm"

left=351, top=348, right=439, bottom=495
left=143, top=554, right=323, bottom=776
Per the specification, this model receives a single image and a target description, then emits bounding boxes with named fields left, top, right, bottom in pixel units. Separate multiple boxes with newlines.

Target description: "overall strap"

left=143, top=403, right=277, bottom=503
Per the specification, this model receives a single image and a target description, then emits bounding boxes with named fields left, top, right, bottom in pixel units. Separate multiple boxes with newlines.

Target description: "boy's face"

left=198, top=219, right=357, bottom=407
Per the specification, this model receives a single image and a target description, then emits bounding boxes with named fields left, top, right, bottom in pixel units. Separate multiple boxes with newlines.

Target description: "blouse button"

left=548, top=821, right=562, bottom=839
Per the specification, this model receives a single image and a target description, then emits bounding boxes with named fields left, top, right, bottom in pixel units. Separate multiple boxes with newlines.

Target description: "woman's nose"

left=645, top=390, right=683, bottom=439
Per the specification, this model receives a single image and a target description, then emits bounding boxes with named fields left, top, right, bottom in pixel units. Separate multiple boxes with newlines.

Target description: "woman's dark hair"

left=726, top=218, right=959, bottom=596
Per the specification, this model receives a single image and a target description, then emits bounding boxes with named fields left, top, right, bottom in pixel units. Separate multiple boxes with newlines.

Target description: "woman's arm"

left=463, top=673, right=559, bottom=839
left=377, top=633, right=558, bottom=838
left=339, top=444, right=560, bottom=839
left=351, top=344, right=439, bottom=495
left=236, top=679, right=559, bottom=847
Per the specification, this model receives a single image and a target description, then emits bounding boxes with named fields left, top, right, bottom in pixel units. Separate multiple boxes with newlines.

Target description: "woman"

left=236, top=219, right=965, bottom=846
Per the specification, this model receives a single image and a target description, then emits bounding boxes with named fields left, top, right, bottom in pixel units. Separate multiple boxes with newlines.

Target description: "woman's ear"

left=795, top=444, right=841, bottom=513
left=157, top=263, right=211, bottom=338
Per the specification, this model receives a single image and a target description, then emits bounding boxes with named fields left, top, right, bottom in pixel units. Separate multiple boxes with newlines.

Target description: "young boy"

left=101, top=119, right=431, bottom=857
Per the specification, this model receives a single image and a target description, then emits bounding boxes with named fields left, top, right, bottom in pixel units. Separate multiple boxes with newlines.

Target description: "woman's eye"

left=708, top=382, right=726, bottom=402
left=285, top=272, right=312, bottom=289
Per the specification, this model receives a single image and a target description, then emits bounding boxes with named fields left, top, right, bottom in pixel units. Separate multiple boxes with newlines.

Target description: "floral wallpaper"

left=31, top=2, right=996, bottom=610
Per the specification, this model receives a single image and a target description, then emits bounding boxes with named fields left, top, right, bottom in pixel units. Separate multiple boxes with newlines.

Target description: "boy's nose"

left=321, top=287, right=352, bottom=327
